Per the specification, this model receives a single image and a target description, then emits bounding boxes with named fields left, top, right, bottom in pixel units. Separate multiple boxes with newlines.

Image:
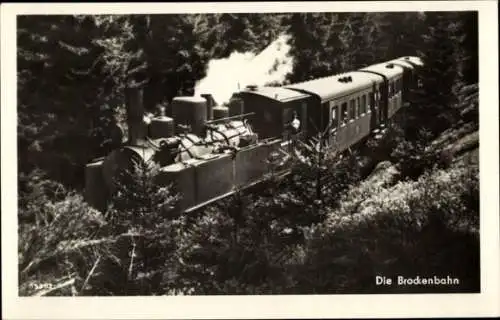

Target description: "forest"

left=17, top=11, right=479, bottom=295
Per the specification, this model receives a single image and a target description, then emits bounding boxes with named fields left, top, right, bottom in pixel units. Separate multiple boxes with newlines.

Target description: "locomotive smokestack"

left=125, top=86, right=146, bottom=146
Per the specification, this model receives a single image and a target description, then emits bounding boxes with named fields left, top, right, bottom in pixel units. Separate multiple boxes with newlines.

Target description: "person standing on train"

left=286, top=111, right=301, bottom=152
left=291, top=111, right=301, bottom=133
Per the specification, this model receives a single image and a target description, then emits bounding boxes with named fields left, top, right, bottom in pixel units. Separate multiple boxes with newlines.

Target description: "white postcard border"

left=2, top=1, right=499, bottom=319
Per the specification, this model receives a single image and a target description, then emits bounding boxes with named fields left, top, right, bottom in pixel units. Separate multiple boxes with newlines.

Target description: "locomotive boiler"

left=85, top=89, right=288, bottom=213
left=85, top=56, right=423, bottom=213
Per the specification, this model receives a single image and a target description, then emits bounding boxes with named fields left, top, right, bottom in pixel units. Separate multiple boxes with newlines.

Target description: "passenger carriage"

left=285, top=72, right=381, bottom=152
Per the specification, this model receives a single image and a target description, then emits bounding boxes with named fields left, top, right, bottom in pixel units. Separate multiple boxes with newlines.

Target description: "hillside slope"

left=292, top=84, right=480, bottom=294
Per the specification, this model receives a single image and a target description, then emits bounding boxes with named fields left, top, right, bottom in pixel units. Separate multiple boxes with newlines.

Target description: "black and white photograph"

left=1, top=1, right=499, bottom=319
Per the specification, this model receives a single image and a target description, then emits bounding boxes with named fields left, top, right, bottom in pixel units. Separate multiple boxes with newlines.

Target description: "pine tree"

left=285, top=13, right=347, bottom=83
left=131, top=14, right=211, bottom=110
left=364, top=12, right=426, bottom=61
left=338, top=13, right=368, bottom=69
left=458, top=11, right=478, bottom=84
left=104, top=158, right=180, bottom=294
left=413, top=12, right=468, bottom=136
left=195, top=13, right=284, bottom=59
left=17, top=15, right=143, bottom=186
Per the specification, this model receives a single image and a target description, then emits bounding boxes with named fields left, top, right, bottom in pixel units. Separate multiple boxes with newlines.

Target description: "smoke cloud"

left=194, top=34, right=294, bottom=105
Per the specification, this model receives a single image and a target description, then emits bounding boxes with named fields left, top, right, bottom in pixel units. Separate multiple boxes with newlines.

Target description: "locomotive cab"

left=237, top=85, right=313, bottom=141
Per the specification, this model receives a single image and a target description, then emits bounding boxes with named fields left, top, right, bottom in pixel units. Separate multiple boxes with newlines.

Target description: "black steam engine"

left=85, top=56, right=423, bottom=213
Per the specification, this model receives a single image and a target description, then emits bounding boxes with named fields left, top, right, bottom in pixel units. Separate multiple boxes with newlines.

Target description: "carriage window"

left=357, top=97, right=361, bottom=117
left=331, top=106, right=338, bottom=129
left=341, top=102, right=348, bottom=124
left=362, top=95, right=367, bottom=114
left=349, top=99, right=355, bottom=120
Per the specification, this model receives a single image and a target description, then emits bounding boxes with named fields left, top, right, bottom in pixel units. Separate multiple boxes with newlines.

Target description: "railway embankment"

left=296, top=83, right=480, bottom=293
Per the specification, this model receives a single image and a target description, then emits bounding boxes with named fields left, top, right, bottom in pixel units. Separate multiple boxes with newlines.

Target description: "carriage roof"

left=285, top=71, right=379, bottom=103
left=239, top=86, right=310, bottom=103
left=397, top=56, right=424, bottom=67
left=360, top=61, right=405, bottom=79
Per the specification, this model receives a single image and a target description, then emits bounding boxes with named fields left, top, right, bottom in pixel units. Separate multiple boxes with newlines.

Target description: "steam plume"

left=194, top=34, right=294, bottom=105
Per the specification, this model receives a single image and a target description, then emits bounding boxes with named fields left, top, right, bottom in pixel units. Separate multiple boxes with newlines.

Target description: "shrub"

left=365, top=124, right=405, bottom=164
left=18, top=158, right=183, bottom=296
left=391, top=128, right=438, bottom=180
left=19, top=192, right=110, bottom=296
left=291, top=163, right=479, bottom=293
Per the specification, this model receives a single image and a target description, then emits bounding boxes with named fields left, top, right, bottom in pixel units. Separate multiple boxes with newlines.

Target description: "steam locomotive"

left=85, top=56, right=424, bottom=213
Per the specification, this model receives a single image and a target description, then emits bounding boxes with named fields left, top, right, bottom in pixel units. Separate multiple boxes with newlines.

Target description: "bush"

left=437, top=148, right=454, bottom=169
left=19, top=191, right=110, bottom=296
left=365, top=124, right=405, bottom=164
left=18, top=159, right=182, bottom=296
left=291, top=163, right=479, bottom=293
left=391, top=127, right=437, bottom=180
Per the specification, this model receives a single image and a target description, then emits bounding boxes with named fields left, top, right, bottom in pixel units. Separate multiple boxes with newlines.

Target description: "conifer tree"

left=337, top=13, right=368, bottom=69
left=195, top=13, right=284, bottom=59
left=285, top=13, right=346, bottom=83
left=17, top=15, right=143, bottom=186
left=458, top=11, right=478, bottom=84
left=131, top=14, right=209, bottom=111
left=413, top=12, right=468, bottom=136
left=104, top=158, right=180, bottom=294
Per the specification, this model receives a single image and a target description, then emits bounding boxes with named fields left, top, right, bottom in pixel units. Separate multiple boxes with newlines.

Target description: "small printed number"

left=29, top=283, right=53, bottom=290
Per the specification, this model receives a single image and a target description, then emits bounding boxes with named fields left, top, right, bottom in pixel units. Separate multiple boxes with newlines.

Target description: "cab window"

left=331, top=106, right=338, bottom=129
